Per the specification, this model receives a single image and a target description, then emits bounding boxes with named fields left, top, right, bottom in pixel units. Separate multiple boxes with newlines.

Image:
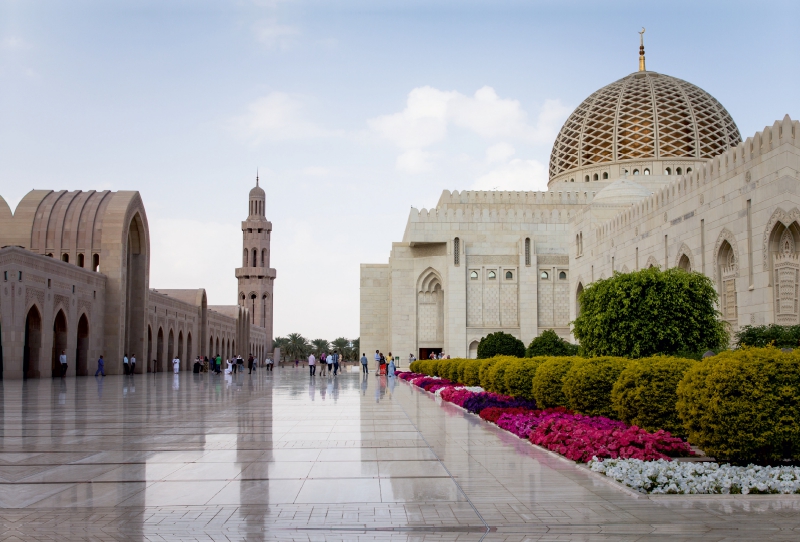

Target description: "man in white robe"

left=172, top=357, right=180, bottom=374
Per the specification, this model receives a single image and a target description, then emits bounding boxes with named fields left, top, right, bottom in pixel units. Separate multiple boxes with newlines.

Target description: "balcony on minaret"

left=235, top=267, right=277, bottom=280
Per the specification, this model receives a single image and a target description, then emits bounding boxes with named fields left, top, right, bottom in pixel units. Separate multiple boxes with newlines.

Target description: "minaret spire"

left=638, top=27, right=646, bottom=72
left=256, top=169, right=259, bottom=187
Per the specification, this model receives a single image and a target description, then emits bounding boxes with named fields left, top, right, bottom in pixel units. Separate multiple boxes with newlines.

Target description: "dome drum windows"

left=470, top=270, right=479, bottom=280
left=487, top=270, right=496, bottom=280
left=540, top=271, right=549, bottom=280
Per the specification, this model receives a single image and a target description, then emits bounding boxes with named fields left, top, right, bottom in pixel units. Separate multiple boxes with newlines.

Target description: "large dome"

left=548, top=71, right=741, bottom=181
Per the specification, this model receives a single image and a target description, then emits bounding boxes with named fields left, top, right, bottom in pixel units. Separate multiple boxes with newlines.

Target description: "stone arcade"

left=361, top=50, right=800, bottom=359
left=0, top=179, right=276, bottom=379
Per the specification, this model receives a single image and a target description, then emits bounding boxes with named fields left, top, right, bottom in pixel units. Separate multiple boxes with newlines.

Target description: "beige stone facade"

left=0, top=180, right=275, bottom=379
left=361, top=65, right=800, bottom=359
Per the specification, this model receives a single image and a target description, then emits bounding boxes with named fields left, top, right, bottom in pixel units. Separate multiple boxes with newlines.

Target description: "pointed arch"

left=713, top=228, right=739, bottom=281
left=646, top=255, right=659, bottom=269
left=23, top=305, right=42, bottom=379
left=417, top=268, right=444, bottom=350
left=51, top=309, right=68, bottom=378
left=763, top=207, right=800, bottom=270
left=77, top=313, right=90, bottom=376
left=675, top=243, right=694, bottom=272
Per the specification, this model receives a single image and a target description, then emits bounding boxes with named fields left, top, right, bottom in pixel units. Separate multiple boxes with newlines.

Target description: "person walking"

left=215, top=354, right=222, bottom=374
left=326, top=353, right=334, bottom=377
left=130, top=354, right=136, bottom=375
left=333, top=351, right=339, bottom=376
left=59, top=350, right=68, bottom=378
left=248, top=354, right=254, bottom=374
left=267, top=357, right=273, bottom=371
left=374, top=350, right=380, bottom=373
left=123, top=353, right=129, bottom=375
left=319, top=353, right=327, bottom=376
left=172, top=356, right=180, bottom=374
left=237, top=355, right=245, bottom=374
left=360, top=352, right=369, bottom=376
left=94, top=355, right=106, bottom=377
left=308, top=353, right=316, bottom=376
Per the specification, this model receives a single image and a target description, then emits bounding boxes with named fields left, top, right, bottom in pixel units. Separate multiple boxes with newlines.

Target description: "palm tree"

left=311, top=338, right=330, bottom=357
left=331, top=337, right=350, bottom=360
left=351, top=337, right=360, bottom=359
left=273, top=336, right=288, bottom=362
left=286, top=333, right=309, bottom=361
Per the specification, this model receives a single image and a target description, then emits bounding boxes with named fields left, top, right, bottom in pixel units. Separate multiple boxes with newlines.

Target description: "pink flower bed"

left=398, top=370, right=693, bottom=462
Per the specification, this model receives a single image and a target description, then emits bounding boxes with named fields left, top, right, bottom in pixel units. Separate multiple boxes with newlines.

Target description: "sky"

left=1, top=0, right=798, bottom=341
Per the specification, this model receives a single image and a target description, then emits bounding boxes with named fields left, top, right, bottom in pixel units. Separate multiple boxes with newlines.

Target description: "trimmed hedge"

left=611, top=356, right=696, bottom=436
left=676, top=347, right=800, bottom=462
left=479, top=358, right=499, bottom=389
left=462, top=359, right=482, bottom=386
left=531, top=357, right=577, bottom=408
left=562, top=357, right=628, bottom=418
left=503, top=358, right=543, bottom=401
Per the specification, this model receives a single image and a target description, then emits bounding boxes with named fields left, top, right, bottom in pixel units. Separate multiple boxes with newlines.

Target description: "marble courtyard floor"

left=0, top=366, right=798, bottom=541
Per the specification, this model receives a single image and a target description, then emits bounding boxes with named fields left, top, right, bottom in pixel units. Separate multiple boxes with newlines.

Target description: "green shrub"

left=562, top=357, right=628, bottom=418
left=430, top=360, right=441, bottom=377
left=573, top=267, right=728, bottom=358
left=443, top=359, right=460, bottom=381
left=455, top=359, right=470, bottom=383
left=735, top=324, right=800, bottom=348
left=409, top=360, right=422, bottom=373
left=503, top=358, right=543, bottom=400
left=477, top=332, right=525, bottom=359
left=532, top=357, right=576, bottom=408
left=611, top=356, right=696, bottom=436
left=676, top=348, right=800, bottom=462
left=486, top=357, right=514, bottom=394
left=479, top=358, right=499, bottom=389
left=462, top=359, right=482, bottom=386
left=526, top=330, right=580, bottom=357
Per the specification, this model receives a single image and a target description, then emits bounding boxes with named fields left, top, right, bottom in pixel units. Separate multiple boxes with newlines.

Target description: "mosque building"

left=0, top=178, right=275, bottom=379
left=361, top=37, right=800, bottom=359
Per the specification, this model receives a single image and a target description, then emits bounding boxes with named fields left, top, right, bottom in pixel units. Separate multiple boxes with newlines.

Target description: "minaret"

left=235, top=173, right=276, bottom=354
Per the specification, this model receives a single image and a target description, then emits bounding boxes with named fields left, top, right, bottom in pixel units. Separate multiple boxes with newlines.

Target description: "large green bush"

left=526, top=330, right=580, bottom=357
left=531, top=357, right=576, bottom=408
left=477, top=332, right=525, bottom=359
left=735, top=324, right=800, bottom=348
left=485, top=357, right=515, bottom=394
left=462, top=359, right=482, bottom=386
left=479, top=358, right=499, bottom=389
left=503, top=358, right=543, bottom=401
left=611, top=356, right=696, bottom=436
left=562, top=357, right=628, bottom=418
left=409, top=359, right=422, bottom=373
left=572, top=267, right=728, bottom=358
left=676, top=348, right=800, bottom=462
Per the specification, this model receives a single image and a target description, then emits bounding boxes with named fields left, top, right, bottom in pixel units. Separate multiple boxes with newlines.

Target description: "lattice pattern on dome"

left=549, top=71, right=742, bottom=179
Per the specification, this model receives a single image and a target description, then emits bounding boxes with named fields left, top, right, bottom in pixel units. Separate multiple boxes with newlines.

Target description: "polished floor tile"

left=0, top=367, right=796, bottom=540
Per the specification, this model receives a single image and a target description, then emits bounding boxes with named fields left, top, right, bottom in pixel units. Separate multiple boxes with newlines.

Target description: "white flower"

left=588, top=458, right=800, bottom=495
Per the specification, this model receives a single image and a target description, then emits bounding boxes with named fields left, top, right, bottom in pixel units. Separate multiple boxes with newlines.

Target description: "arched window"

left=505, top=271, right=513, bottom=279
left=676, top=167, right=683, bottom=175
left=540, top=271, right=549, bottom=280
left=584, top=175, right=589, bottom=182
left=559, top=271, right=567, bottom=280
left=77, top=253, right=85, bottom=268
left=665, top=167, right=672, bottom=175
left=602, top=172, right=608, bottom=179
left=633, top=169, right=640, bottom=175
left=525, top=238, right=531, bottom=266
left=593, top=173, right=598, bottom=181
left=570, top=178, right=574, bottom=183
left=454, top=237, right=460, bottom=265
left=687, top=167, right=692, bottom=174
left=243, top=249, right=248, bottom=267
left=643, top=168, right=650, bottom=175
left=470, top=271, right=479, bottom=280
left=61, top=253, right=69, bottom=263
left=261, top=249, right=266, bottom=267
left=250, top=293, right=257, bottom=324
left=487, top=270, right=496, bottom=279
left=92, top=254, right=100, bottom=272
left=678, top=254, right=691, bottom=272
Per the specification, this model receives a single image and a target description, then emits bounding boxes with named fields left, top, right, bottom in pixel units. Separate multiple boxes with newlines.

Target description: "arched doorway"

left=146, top=326, right=152, bottom=373
left=187, top=332, right=193, bottom=367
left=76, top=314, right=89, bottom=376
left=468, top=341, right=479, bottom=359
left=51, top=310, right=68, bottom=378
left=156, top=327, right=164, bottom=372
left=768, top=219, right=800, bottom=324
left=23, top=306, right=42, bottom=379
left=177, top=330, right=184, bottom=367
left=215, top=337, right=220, bottom=357
left=167, top=329, right=174, bottom=365
left=124, top=214, right=147, bottom=369
left=717, top=239, right=738, bottom=327
left=417, top=269, right=444, bottom=359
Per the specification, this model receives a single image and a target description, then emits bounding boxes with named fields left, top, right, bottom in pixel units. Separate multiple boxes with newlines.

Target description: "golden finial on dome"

left=638, top=27, right=646, bottom=72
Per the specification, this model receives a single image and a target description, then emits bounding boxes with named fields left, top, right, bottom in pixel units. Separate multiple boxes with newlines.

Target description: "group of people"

left=307, top=351, right=343, bottom=376
left=359, top=350, right=396, bottom=377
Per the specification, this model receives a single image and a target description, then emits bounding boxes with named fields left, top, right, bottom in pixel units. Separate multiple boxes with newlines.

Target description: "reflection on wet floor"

left=0, top=364, right=797, bottom=540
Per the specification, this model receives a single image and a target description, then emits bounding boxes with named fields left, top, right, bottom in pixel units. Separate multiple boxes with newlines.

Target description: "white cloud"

left=396, top=149, right=434, bottom=174
left=368, top=86, right=570, bottom=148
left=486, top=142, right=515, bottom=164
left=231, top=92, right=337, bottom=143
left=253, top=18, right=299, bottom=50
left=471, top=159, right=549, bottom=191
